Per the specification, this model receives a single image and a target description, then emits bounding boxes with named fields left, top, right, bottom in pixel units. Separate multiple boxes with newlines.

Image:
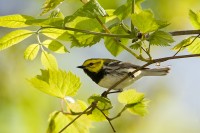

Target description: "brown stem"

left=170, top=30, right=200, bottom=36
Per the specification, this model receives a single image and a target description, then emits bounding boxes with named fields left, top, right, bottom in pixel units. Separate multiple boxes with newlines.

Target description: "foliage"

left=0, top=0, right=200, bottom=133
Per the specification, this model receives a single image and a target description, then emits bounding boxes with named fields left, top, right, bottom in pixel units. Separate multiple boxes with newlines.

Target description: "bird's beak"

left=77, top=65, right=85, bottom=69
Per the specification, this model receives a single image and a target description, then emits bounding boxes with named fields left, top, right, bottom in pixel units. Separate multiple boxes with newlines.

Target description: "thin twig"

left=59, top=104, right=93, bottom=133
left=110, top=106, right=127, bottom=121
left=96, top=106, right=116, bottom=132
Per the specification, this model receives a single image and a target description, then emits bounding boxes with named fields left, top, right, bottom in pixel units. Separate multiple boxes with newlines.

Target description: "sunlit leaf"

left=24, top=44, right=40, bottom=60
left=173, top=36, right=193, bottom=51
left=41, top=51, right=58, bottom=70
left=118, top=89, right=144, bottom=104
left=68, top=100, right=88, bottom=113
left=105, top=9, right=117, bottom=23
left=173, top=36, right=200, bottom=54
left=127, top=99, right=149, bottom=116
left=41, top=0, right=64, bottom=15
left=187, top=37, right=200, bottom=54
left=43, top=40, right=68, bottom=53
left=131, top=10, right=160, bottom=33
left=189, top=10, right=200, bottom=29
left=0, top=30, right=33, bottom=51
left=65, top=0, right=107, bottom=23
left=41, top=28, right=71, bottom=41
left=104, top=24, right=129, bottom=56
left=47, top=111, right=91, bottom=133
left=114, top=0, right=144, bottom=20
left=0, top=14, right=34, bottom=28
left=29, top=69, right=81, bottom=98
left=88, top=94, right=112, bottom=121
left=148, top=30, right=174, bottom=46
left=26, top=18, right=64, bottom=27
left=65, top=17, right=102, bottom=47
left=49, top=9, right=64, bottom=19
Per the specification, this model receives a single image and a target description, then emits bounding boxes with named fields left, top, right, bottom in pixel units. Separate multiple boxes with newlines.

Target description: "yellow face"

left=81, top=59, right=104, bottom=73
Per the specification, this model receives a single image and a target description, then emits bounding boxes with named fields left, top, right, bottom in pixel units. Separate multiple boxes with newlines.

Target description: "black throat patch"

left=83, top=69, right=105, bottom=84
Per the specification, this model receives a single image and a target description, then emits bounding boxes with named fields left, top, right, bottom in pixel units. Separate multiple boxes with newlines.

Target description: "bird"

left=77, top=58, right=170, bottom=91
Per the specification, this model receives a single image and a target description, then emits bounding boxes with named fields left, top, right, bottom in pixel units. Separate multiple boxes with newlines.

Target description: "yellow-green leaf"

left=41, top=51, right=58, bottom=70
left=127, top=99, right=149, bottom=116
left=104, top=24, right=129, bottom=56
left=47, top=111, right=91, bottom=133
left=29, top=69, right=81, bottom=98
left=189, top=10, right=200, bottom=29
left=87, top=94, right=111, bottom=121
left=24, top=44, right=40, bottom=60
left=41, top=28, right=71, bottom=41
left=131, top=10, right=159, bottom=33
left=43, top=40, right=68, bottom=53
left=149, top=30, right=174, bottom=46
left=187, top=37, right=200, bottom=54
left=118, top=89, right=144, bottom=104
left=41, top=0, right=64, bottom=15
left=173, top=37, right=193, bottom=51
left=0, top=14, right=34, bottom=28
left=0, top=30, right=33, bottom=51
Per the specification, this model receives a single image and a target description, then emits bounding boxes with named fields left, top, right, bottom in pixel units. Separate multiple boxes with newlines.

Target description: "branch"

left=59, top=104, right=93, bottom=133
left=170, top=30, right=200, bottom=36
left=96, top=106, right=116, bottom=132
left=103, top=53, right=200, bottom=95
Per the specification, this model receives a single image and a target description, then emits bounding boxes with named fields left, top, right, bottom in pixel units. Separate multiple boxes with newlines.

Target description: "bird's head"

left=77, top=59, right=105, bottom=73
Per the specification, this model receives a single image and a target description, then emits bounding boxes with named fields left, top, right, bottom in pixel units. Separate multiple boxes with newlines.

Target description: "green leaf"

left=49, top=9, right=64, bottom=19
left=41, top=51, right=58, bottom=70
left=29, top=69, right=81, bottom=98
left=148, top=30, right=174, bottom=46
left=187, top=37, right=200, bottom=54
left=24, top=44, right=40, bottom=60
left=130, top=41, right=142, bottom=50
left=43, top=40, right=68, bottom=53
left=88, top=94, right=112, bottom=121
left=41, top=0, right=64, bottom=15
left=156, top=20, right=170, bottom=29
left=68, top=100, right=88, bottom=113
left=104, top=24, right=129, bottom=56
left=105, top=9, right=117, bottom=23
left=131, top=10, right=160, bottom=33
left=65, top=0, right=107, bottom=23
left=173, top=36, right=200, bottom=54
left=127, top=99, right=149, bottom=116
left=189, top=10, right=200, bottom=29
left=0, top=30, right=33, bottom=51
left=114, top=0, right=144, bottom=20
left=172, top=37, right=193, bottom=51
left=41, top=28, right=71, bottom=41
left=0, top=14, right=34, bottom=28
left=65, top=17, right=102, bottom=47
left=26, top=18, right=64, bottom=28
left=47, top=111, right=91, bottom=133
left=88, top=95, right=112, bottom=110
left=70, top=34, right=101, bottom=47
left=118, top=89, right=144, bottom=104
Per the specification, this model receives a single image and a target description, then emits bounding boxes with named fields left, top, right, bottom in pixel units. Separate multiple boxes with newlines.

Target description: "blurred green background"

left=0, top=0, right=200, bottom=133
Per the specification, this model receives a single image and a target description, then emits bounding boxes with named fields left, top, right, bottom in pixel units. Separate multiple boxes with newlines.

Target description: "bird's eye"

left=89, top=63, right=94, bottom=66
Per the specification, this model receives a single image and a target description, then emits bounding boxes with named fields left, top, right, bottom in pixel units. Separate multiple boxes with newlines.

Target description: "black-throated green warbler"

left=77, top=58, right=170, bottom=90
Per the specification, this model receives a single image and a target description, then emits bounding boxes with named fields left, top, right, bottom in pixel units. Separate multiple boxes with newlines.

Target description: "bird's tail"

left=142, top=67, right=170, bottom=76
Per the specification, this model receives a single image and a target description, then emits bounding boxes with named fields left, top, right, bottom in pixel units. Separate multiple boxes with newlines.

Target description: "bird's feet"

left=101, top=89, right=123, bottom=97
